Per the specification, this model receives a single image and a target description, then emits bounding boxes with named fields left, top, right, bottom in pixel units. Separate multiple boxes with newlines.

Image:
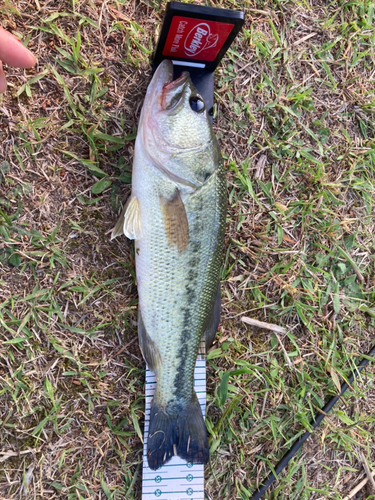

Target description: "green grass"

left=1, top=0, right=375, bottom=499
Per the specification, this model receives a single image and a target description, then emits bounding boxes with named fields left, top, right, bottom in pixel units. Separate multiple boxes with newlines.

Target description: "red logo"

left=162, top=16, right=234, bottom=62
left=184, top=23, right=219, bottom=57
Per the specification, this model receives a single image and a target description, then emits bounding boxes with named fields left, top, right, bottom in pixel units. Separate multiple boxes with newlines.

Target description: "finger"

left=0, top=61, right=7, bottom=93
left=0, top=27, right=36, bottom=68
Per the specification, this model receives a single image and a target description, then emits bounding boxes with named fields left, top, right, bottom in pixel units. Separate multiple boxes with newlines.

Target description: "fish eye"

left=189, top=96, right=205, bottom=113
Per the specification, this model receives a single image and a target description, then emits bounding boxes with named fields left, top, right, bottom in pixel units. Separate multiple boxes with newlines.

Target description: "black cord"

left=250, top=344, right=375, bottom=500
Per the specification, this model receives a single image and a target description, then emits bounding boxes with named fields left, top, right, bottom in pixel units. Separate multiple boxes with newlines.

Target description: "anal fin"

left=202, top=283, right=221, bottom=351
left=138, top=308, right=161, bottom=374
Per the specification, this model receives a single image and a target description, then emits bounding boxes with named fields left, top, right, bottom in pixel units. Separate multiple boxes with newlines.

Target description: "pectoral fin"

left=111, top=195, right=142, bottom=240
left=161, top=189, right=189, bottom=252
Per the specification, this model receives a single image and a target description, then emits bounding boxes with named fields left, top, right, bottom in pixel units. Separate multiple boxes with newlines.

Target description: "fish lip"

left=144, top=60, right=190, bottom=114
left=163, top=71, right=189, bottom=91
left=141, top=60, right=174, bottom=117
left=161, top=71, right=190, bottom=111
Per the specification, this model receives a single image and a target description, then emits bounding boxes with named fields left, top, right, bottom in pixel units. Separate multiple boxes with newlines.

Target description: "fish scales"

left=112, top=60, right=227, bottom=470
left=138, top=167, right=226, bottom=405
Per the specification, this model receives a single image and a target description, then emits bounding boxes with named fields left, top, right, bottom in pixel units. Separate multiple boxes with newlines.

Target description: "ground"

left=0, top=0, right=374, bottom=499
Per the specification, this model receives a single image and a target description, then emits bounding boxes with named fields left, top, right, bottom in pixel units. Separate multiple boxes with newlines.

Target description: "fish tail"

left=147, top=392, right=209, bottom=470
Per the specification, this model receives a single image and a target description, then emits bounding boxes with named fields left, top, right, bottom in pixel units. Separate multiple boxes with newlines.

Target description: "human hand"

left=0, top=27, right=36, bottom=93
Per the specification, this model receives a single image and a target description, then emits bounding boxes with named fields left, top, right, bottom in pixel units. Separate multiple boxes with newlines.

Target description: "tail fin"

left=147, top=392, right=209, bottom=470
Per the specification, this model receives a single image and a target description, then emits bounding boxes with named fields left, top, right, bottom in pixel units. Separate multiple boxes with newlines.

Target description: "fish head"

left=139, top=60, right=216, bottom=188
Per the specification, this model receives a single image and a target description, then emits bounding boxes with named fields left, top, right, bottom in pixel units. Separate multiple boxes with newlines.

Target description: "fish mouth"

left=164, top=70, right=188, bottom=90
left=161, top=68, right=189, bottom=111
left=143, top=60, right=190, bottom=114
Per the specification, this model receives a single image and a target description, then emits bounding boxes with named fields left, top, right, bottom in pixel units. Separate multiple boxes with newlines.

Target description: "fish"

left=111, top=59, right=227, bottom=470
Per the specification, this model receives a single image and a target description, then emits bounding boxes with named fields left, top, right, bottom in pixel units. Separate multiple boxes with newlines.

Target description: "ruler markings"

left=142, top=342, right=206, bottom=500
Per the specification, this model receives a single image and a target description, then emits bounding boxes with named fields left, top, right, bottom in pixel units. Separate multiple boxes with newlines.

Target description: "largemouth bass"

left=112, top=60, right=227, bottom=470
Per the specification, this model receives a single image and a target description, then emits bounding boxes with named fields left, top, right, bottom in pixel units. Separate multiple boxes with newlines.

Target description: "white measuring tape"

left=142, top=343, right=206, bottom=500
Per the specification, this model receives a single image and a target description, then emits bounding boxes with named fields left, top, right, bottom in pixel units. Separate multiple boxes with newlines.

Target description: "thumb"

left=0, top=27, right=36, bottom=68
